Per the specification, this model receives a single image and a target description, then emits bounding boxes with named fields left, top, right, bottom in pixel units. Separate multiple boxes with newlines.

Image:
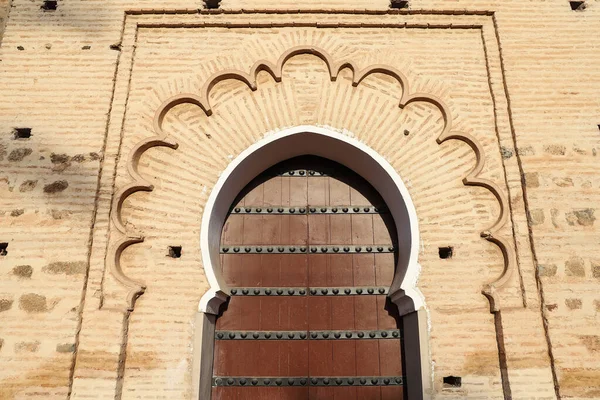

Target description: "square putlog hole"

left=41, top=0, right=57, bottom=10
left=0, top=243, right=8, bottom=256
left=569, top=1, right=586, bottom=11
left=390, top=0, right=409, bottom=8
left=439, top=246, right=453, bottom=259
left=168, top=246, right=182, bottom=258
left=443, top=376, right=462, bottom=387
left=204, top=0, right=220, bottom=9
left=13, top=128, right=32, bottom=139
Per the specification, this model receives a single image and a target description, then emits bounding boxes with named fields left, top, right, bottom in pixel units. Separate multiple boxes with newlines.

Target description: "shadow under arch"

left=194, top=125, right=431, bottom=400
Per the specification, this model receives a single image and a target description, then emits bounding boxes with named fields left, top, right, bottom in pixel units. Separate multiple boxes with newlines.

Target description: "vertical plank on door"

left=328, top=175, right=354, bottom=334
left=332, top=339, right=357, bottom=400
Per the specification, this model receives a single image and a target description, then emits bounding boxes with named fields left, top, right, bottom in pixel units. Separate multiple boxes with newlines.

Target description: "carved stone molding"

left=109, top=45, right=515, bottom=313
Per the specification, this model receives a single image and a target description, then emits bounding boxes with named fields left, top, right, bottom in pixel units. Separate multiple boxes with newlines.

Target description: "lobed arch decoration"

left=109, top=45, right=516, bottom=315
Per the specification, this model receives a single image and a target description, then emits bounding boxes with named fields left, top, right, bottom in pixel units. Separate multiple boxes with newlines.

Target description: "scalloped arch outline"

left=109, top=45, right=515, bottom=313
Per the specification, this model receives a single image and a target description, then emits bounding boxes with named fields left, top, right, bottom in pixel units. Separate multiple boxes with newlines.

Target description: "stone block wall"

left=0, top=1, right=598, bottom=399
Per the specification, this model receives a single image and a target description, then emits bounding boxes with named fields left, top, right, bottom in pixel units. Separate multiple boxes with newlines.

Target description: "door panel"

left=213, top=156, right=405, bottom=399
left=214, top=341, right=309, bottom=376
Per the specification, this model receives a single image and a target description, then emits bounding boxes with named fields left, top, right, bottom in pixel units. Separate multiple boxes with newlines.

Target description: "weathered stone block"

left=0, top=299, right=13, bottom=312
left=43, top=261, right=86, bottom=276
left=43, top=180, right=69, bottom=193
left=56, top=343, right=76, bottom=353
left=8, top=148, right=32, bottom=162
left=565, top=257, right=586, bottom=277
left=14, top=341, right=40, bottom=353
left=524, top=172, right=540, bottom=188
left=18, top=180, right=37, bottom=192
left=19, top=294, right=48, bottom=313
left=528, top=209, right=545, bottom=225
left=553, top=177, right=574, bottom=187
left=592, top=262, right=600, bottom=279
left=565, top=299, right=583, bottom=310
left=566, top=209, right=596, bottom=227
left=544, top=144, right=566, bottom=155
left=538, top=264, right=557, bottom=277
left=12, top=265, right=33, bottom=278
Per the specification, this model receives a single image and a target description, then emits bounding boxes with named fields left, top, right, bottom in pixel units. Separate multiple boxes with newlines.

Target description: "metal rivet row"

left=278, top=169, right=327, bottom=177
left=213, top=376, right=405, bottom=387
left=309, top=286, right=389, bottom=296
left=229, top=206, right=386, bottom=214
left=229, top=287, right=389, bottom=296
left=215, top=330, right=402, bottom=340
left=230, top=287, right=306, bottom=296
left=221, top=245, right=395, bottom=254
left=216, top=330, right=307, bottom=340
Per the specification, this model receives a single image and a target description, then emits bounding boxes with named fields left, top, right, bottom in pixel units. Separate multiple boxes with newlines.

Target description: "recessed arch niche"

left=193, top=125, right=431, bottom=400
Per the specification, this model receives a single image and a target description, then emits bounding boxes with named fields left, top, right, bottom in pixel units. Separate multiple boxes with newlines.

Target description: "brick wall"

left=0, top=1, right=598, bottom=399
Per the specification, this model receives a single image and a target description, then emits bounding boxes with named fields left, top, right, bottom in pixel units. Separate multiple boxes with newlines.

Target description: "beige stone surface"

left=0, top=1, right=598, bottom=399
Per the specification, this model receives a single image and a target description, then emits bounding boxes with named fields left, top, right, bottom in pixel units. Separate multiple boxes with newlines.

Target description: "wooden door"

left=213, top=156, right=404, bottom=400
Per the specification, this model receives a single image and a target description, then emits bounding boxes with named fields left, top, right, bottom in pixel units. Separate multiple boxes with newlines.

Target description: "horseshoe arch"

left=198, top=125, right=425, bottom=317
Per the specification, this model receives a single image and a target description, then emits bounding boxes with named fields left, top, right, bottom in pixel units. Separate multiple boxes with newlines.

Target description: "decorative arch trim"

left=110, top=45, right=515, bottom=313
left=197, top=125, right=423, bottom=315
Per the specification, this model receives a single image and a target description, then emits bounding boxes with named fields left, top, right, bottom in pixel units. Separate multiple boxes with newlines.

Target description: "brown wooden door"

left=213, top=156, right=404, bottom=400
